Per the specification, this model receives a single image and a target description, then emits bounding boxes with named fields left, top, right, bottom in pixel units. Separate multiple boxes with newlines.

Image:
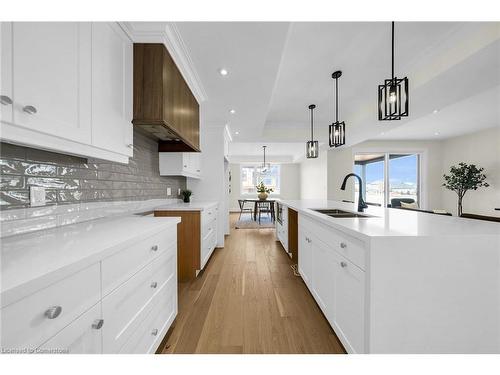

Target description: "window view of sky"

left=355, top=154, right=419, bottom=206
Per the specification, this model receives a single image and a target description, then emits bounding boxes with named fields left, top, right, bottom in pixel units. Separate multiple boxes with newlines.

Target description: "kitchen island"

left=280, top=199, right=500, bottom=354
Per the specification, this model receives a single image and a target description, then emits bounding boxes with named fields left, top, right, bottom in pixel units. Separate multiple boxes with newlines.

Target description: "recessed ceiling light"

left=235, top=131, right=239, bottom=135
left=219, top=68, right=228, bottom=76
left=229, top=109, right=236, bottom=114
left=380, top=132, right=385, bottom=136
left=434, top=132, right=440, bottom=136
left=433, top=109, right=439, bottom=114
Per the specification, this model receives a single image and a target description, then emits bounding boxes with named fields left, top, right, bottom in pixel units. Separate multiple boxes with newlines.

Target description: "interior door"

left=9, top=22, right=92, bottom=143
left=91, top=22, right=133, bottom=157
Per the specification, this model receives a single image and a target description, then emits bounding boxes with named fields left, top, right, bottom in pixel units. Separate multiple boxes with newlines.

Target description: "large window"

left=240, top=165, right=281, bottom=195
left=354, top=153, right=420, bottom=207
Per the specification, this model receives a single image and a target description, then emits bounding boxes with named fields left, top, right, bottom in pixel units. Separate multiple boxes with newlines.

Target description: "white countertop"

left=153, top=201, right=218, bottom=211
left=1, top=214, right=180, bottom=307
left=280, top=200, right=500, bottom=239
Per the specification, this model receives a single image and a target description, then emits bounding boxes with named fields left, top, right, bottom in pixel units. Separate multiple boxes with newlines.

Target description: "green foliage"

left=442, top=162, right=489, bottom=199
left=180, top=189, right=192, bottom=198
left=256, top=181, right=274, bottom=194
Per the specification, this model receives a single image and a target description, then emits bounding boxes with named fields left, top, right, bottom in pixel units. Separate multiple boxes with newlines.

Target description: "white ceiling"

left=173, top=22, right=500, bottom=160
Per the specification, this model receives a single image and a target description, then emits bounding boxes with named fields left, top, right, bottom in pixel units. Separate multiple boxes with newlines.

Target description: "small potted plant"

left=256, top=181, right=273, bottom=200
left=442, top=162, right=489, bottom=216
left=180, top=189, right=192, bottom=203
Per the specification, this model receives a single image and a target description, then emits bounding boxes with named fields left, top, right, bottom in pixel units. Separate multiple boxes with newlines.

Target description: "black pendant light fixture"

left=260, top=145, right=271, bottom=173
left=306, top=104, right=319, bottom=158
left=329, top=70, right=345, bottom=147
left=378, top=21, right=409, bottom=121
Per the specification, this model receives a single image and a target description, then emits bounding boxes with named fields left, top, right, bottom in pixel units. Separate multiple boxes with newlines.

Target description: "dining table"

left=243, top=198, right=279, bottom=221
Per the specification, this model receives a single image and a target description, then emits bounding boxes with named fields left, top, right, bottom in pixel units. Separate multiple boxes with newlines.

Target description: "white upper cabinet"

left=0, top=22, right=133, bottom=163
left=91, top=22, right=133, bottom=157
left=159, top=152, right=202, bottom=179
left=2, top=22, right=92, bottom=143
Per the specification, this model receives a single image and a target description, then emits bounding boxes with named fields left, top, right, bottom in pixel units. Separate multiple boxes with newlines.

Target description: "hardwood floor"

left=160, top=213, right=346, bottom=354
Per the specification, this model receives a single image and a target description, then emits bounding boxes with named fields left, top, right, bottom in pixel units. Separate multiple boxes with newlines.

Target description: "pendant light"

left=260, top=145, right=271, bottom=173
left=306, top=104, right=319, bottom=158
left=378, top=21, right=409, bottom=121
left=329, top=70, right=345, bottom=147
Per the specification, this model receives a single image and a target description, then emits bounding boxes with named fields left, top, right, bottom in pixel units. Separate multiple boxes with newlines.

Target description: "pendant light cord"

left=335, top=77, right=339, bottom=122
left=310, top=106, right=314, bottom=141
left=391, top=21, right=395, bottom=80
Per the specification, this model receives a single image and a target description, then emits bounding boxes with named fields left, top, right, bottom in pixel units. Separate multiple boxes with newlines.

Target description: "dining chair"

left=256, top=201, right=272, bottom=224
left=238, top=199, right=253, bottom=220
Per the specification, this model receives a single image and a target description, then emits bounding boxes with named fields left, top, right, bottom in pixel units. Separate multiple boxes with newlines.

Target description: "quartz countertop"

left=280, top=199, right=500, bottom=239
left=1, top=214, right=181, bottom=307
left=153, top=201, right=218, bottom=212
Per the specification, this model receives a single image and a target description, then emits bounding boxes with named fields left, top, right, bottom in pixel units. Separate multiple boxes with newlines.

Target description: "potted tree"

left=442, top=162, right=489, bottom=216
left=256, top=181, right=273, bottom=200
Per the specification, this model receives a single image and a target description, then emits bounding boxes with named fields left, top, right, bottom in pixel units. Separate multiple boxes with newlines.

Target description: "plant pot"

left=183, top=196, right=190, bottom=203
left=258, top=192, right=268, bottom=200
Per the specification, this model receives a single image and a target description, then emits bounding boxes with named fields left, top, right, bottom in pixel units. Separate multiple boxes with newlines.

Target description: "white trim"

left=119, top=22, right=207, bottom=103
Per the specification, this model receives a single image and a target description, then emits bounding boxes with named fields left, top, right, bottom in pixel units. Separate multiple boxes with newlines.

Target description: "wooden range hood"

left=133, top=43, right=200, bottom=152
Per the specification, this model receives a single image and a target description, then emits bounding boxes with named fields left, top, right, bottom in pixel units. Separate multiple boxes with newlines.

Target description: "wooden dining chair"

left=238, top=199, right=253, bottom=220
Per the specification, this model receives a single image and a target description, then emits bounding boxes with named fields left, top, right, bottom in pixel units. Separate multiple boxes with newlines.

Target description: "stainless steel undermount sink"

left=311, top=208, right=375, bottom=218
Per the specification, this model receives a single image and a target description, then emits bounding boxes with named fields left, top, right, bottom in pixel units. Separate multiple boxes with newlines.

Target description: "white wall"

left=187, top=126, right=227, bottom=246
left=300, top=150, right=327, bottom=200
left=229, top=163, right=300, bottom=211
left=440, top=127, right=500, bottom=217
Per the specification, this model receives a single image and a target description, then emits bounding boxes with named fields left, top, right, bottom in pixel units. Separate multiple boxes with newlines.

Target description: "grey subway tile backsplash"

left=0, top=130, right=186, bottom=209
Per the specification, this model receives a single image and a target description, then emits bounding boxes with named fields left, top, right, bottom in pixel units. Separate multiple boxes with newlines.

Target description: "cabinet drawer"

left=202, top=217, right=217, bottom=239
left=1, top=263, right=100, bottom=350
left=301, top=214, right=365, bottom=269
left=38, top=303, right=102, bottom=354
left=150, top=245, right=176, bottom=295
left=119, top=275, right=176, bottom=354
left=202, top=206, right=217, bottom=225
left=101, top=262, right=154, bottom=353
left=201, top=230, right=216, bottom=269
left=101, top=228, right=176, bottom=295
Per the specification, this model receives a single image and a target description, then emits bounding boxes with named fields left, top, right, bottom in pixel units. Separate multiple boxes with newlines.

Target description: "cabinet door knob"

left=44, top=306, right=62, bottom=319
left=183, top=165, right=187, bottom=168
left=0, top=95, right=13, bottom=105
left=127, top=144, right=134, bottom=149
left=151, top=328, right=159, bottom=336
left=92, top=319, right=104, bottom=330
left=340, top=242, right=347, bottom=249
left=340, top=261, right=348, bottom=268
left=150, top=281, right=158, bottom=289
left=151, top=245, right=158, bottom=251
left=22, top=105, right=37, bottom=115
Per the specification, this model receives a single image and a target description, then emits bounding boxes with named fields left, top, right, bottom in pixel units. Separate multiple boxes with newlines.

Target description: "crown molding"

left=119, top=22, right=207, bottom=103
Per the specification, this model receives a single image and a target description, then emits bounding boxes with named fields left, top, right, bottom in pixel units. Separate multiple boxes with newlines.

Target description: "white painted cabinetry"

left=298, top=214, right=366, bottom=353
left=0, top=222, right=178, bottom=354
left=159, top=152, right=202, bottom=179
left=0, top=22, right=133, bottom=163
left=200, top=204, right=218, bottom=270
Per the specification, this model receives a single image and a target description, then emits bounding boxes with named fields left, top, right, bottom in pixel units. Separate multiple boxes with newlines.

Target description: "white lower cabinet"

left=298, top=214, right=366, bottom=353
left=38, top=304, right=103, bottom=354
left=0, top=224, right=178, bottom=354
left=331, top=252, right=365, bottom=354
left=200, top=204, right=218, bottom=270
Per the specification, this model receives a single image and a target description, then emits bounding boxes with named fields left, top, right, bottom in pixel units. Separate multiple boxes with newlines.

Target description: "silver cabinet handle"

left=22, top=105, right=37, bottom=115
left=92, top=319, right=104, bottom=330
left=151, top=245, right=158, bottom=251
left=151, top=328, right=158, bottom=336
left=150, top=281, right=158, bottom=289
left=183, top=165, right=187, bottom=168
left=0, top=95, right=13, bottom=105
left=340, top=261, right=348, bottom=268
left=196, top=169, right=200, bottom=172
left=340, top=242, right=347, bottom=249
left=44, top=306, right=62, bottom=319
left=127, top=144, right=133, bottom=149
